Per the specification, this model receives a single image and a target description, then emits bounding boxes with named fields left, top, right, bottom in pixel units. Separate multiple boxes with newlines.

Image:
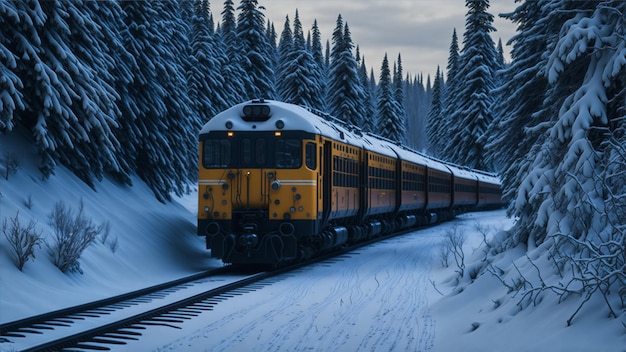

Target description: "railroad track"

left=0, top=228, right=419, bottom=351
left=0, top=266, right=256, bottom=351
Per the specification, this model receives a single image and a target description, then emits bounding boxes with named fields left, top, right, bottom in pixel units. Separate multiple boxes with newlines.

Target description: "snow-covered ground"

left=1, top=131, right=624, bottom=351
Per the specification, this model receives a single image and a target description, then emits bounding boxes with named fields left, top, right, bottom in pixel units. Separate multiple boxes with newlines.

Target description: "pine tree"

left=437, top=29, right=460, bottom=159
left=276, top=10, right=324, bottom=109
left=377, top=54, right=403, bottom=142
left=393, top=54, right=407, bottom=144
left=236, top=0, right=275, bottom=100
left=327, top=16, right=364, bottom=127
left=4, top=0, right=124, bottom=185
left=189, top=0, right=229, bottom=120
left=357, top=52, right=375, bottom=133
left=309, top=19, right=327, bottom=111
left=115, top=1, right=196, bottom=202
left=56, top=0, right=130, bottom=185
left=444, top=0, right=498, bottom=170
left=218, top=0, right=246, bottom=104
left=276, top=15, right=293, bottom=101
left=0, top=0, right=26, bottom=132
left=486, top=0, right=551, bottom=216
left=427, top=67, right=445, bottom=154
left=496, top=0, right=626, bottom=320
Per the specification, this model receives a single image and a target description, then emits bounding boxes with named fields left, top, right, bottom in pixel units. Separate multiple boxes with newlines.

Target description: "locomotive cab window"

left=202, top=139, right=231, bottom=168
left=242, top=138, right=267, bottom=167
left=275, top=139, right=301, bottom=168
left=305, top=142, right=316, bottom=170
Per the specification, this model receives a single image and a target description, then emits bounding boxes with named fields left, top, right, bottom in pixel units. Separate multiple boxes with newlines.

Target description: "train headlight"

left=242, top=104, right=271, bottom=121
left=271, top=180, right=281, bottom=191
left=275, top=119, right=285, bottom=129
left=225, top=120, right=233, bottom=129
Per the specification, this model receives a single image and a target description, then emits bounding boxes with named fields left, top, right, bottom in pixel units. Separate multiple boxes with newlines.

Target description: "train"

left=198, top=99, right=503, bottom=266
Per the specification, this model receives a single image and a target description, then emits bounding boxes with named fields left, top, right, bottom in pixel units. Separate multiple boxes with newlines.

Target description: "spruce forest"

left=1, top=0, right=625, bottom=321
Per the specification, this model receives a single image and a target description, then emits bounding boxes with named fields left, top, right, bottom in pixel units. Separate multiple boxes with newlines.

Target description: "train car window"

left=275, top=139, right=301, bottom=168
left=305, top=142, right=316, bottom=170
left=203, top=139, right=231, bottom=168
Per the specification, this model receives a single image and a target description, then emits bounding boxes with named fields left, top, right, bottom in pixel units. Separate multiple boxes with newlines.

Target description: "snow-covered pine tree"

left=58, top=0, right=130, bottom=185
left=509, top=0, right=593, bottom=246
left=357, top=52, right=376, bottom=133
left=487, top=0, right=551, bottom=217
left=236, top=0, right=275, bottom=100
left=0, top=0, right=26, bottom=132
left=444, top=0, right=498, bottom=171
left=275, top=15, right=293, bottom=101
left=403, top=75, right=419, bottom=149
left=369, top=67, right=378, bottom=116
left=148, top=0, right=199, bottom=199
left=279, top=11, right=325, bottom=109
left=327, top=16, right=365, bottom=127
left=393, top=54, right=407, bottom=144
left=6, top=0, right=123, bottom=185
left=427, top=66, right=445, bottom=155
left=220, top=0, right=237, bottom=56
left=437, top=29, right=460, bottom=159
left=115, top=1, right=195, bottom=202
left=499, top=0, right=626, bottom=322
left=377, top=54, right=403, bottom=143
left=266, top=19, right=277, bottom=67
left=218, top=0, right=246, bottom=105
left=189, top=0, right=229, bottom=121
left=310, top=19, right=327, bottom=111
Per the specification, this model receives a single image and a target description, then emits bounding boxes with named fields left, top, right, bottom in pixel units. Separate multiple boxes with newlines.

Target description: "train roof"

left=200, top=100, right=396, bottom=157
left=200, top=100, right=501, bottom=184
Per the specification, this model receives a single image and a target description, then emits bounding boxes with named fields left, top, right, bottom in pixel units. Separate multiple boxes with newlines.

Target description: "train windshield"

left=202, top=135, right=304, bottom=169
left=202, top=139, right=231, bottom=168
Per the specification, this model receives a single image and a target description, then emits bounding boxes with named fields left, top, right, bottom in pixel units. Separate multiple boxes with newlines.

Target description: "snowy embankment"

left=2, top=130, right=624, bottom=351
left=0, top=130, right=219, bottom=323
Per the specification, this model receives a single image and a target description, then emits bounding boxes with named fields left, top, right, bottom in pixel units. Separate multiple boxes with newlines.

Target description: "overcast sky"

left=262, top=0, right=518, bottom=81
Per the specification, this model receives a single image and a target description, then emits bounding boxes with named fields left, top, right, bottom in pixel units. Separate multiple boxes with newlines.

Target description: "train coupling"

left=238, top=233, right=259, bottom=248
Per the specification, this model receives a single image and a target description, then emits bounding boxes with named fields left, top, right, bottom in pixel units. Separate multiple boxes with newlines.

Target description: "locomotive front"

left=198, top=100, right=322, bottom=265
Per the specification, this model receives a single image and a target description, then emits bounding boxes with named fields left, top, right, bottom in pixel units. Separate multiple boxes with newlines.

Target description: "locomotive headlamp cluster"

left=242, top=104, right=271, bottom=121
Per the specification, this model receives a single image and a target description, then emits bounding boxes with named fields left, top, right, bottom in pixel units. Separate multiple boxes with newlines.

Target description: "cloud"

left=262, top=0, right=517, bottom=79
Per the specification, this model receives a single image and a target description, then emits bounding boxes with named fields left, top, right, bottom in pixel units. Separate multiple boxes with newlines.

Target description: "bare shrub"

left=439, top=240, right=451, bottom=268
left=2, top=211, right=43, bottom=271
left=24, top=193, right=33, bottom=210
left=48, top=200, right=106, bottom=273
left=445, top=225, right=466, bottom=278
left=108, top=235, right=119, bottom=253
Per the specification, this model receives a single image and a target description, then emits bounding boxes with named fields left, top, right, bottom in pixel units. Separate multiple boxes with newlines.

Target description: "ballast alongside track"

left=1, top=224, right=433, bottom=351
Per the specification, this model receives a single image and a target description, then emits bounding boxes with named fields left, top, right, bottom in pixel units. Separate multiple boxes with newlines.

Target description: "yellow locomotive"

left=198, top=99, right=502, bottom=265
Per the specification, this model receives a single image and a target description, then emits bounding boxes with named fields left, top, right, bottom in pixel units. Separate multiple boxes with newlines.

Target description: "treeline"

left=433, top=0, right=625, bottom=320
left=0, top=0, right=430, bottom=201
